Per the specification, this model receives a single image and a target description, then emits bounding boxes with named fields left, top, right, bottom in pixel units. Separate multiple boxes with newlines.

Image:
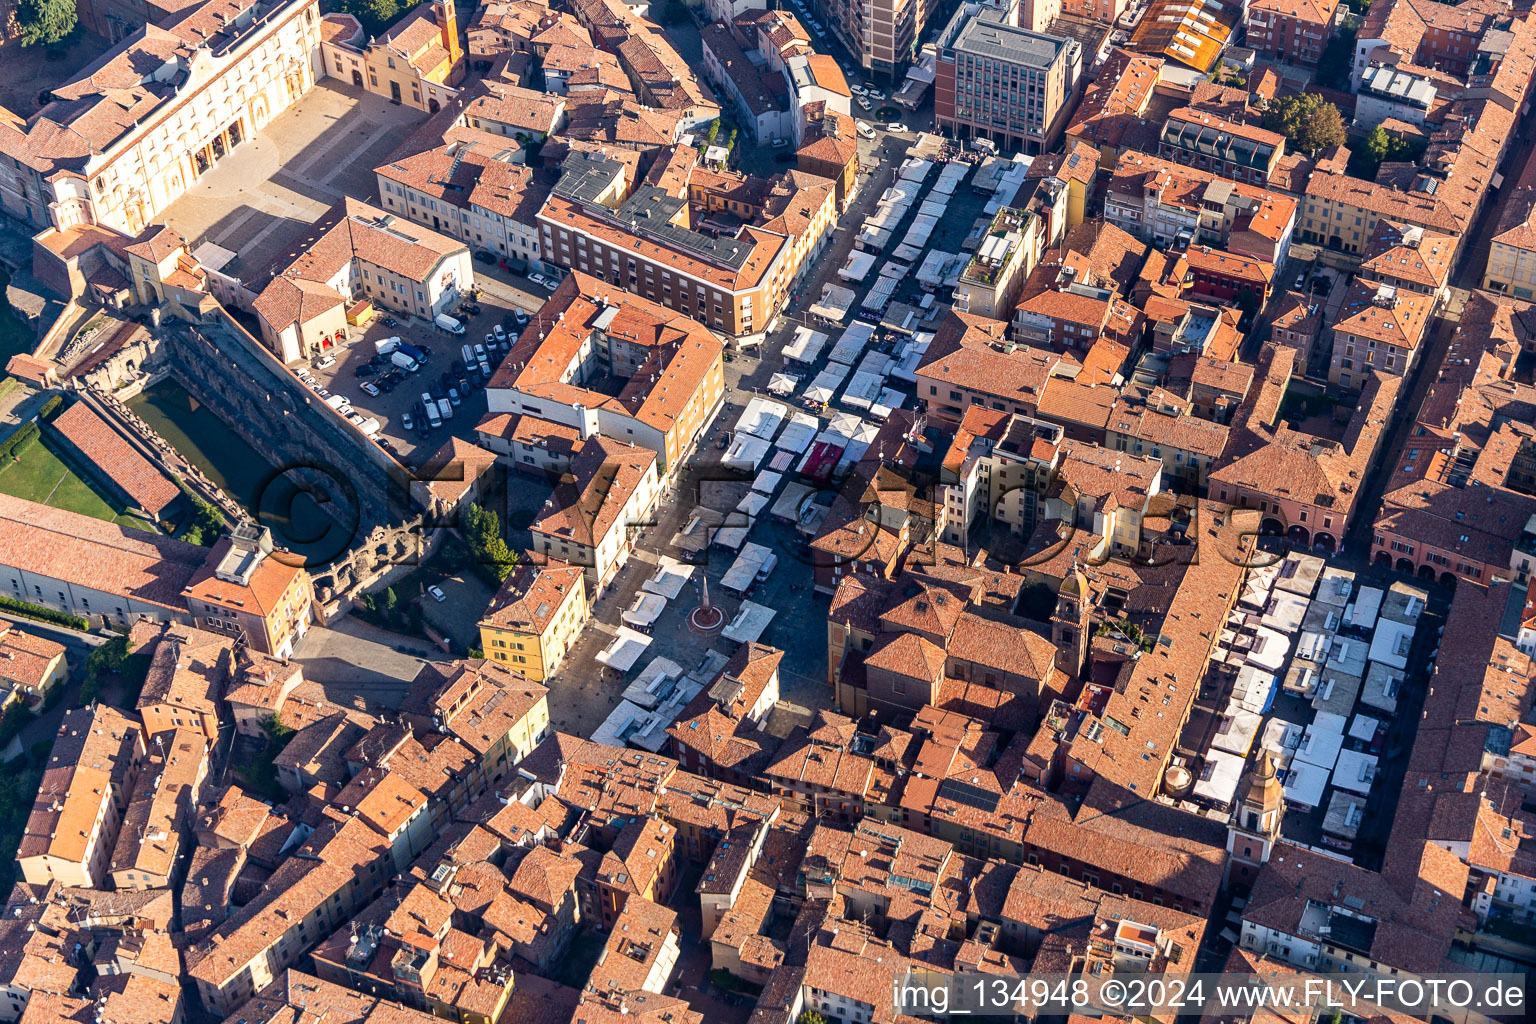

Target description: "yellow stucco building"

left=477, top=561, right=588, bottom=681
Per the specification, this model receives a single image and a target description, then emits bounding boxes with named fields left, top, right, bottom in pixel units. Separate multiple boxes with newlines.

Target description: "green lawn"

left=0, top=437, right=157, bottom=532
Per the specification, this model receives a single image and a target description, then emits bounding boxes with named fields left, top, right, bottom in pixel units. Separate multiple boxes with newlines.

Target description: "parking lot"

left=301, top=268, right=556, bottom=464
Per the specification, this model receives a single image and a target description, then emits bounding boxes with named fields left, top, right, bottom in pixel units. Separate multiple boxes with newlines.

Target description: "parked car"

left=314, top=355, right=335, bottom=370
left=381, top=317, right=399, bottom=328
left=528, top=273, right=552, bottom=289
left=474, top=250, right=498, bottom=265
left=402, top=411, right=414, bottom=431
left=478, top=358, right=492, bottom=377
left=886, top=123, right=909, bottom=133
left=857, top=96, right=873, bottom=111
left=361, top=381, right=381, bottom=397
left=512, top=308, right=529, bottom=327
left=856, top=120, right=876, bottom=140
left=474, top=343, right=488, bottom=362
left=493, top=324, right=506, bottom=342
left=448, top=387, right=461, bottom=407
left=427, top=585, right=447, bottom=602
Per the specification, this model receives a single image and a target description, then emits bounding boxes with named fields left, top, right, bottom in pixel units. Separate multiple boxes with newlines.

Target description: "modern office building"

left=934, top=5, right=1081, bottom=155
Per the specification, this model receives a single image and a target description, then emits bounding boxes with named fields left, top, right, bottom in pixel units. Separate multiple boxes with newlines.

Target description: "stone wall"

left=157, top=307, right=441, bottom=614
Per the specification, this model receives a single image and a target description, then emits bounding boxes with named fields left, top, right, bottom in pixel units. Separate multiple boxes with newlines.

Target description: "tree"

left=15, top=0, right=76, bottom=47
left=182, top=496, right=226, bottom=546
left=334, top=0, right=402, bottom=37
left=382, top=586, right=399, bottom=620
left=1348, top=125, right=1425, bottom=182
left=797, top=1014, right=829, bottom=1024
left=464, top=503, right=518, bottom=582
left=1263, top=93, right=1346, bottom=155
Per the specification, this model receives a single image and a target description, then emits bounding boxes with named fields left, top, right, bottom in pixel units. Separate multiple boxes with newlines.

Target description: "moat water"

left=129, top=379, right=341, bottom=565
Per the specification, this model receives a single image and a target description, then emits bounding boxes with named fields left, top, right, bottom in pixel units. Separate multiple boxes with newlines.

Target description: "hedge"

left=0, top=422, right=39, bottom=461
left=37, top=395, right=63, bottom=421
left=0, top=596, right=88, bottom=630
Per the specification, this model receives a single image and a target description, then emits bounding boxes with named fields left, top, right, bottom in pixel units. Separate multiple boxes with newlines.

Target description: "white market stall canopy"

left=783, top=326, right=829, bottom=364
left=751, top=469, right=782, bottom=495
left=1332, top=749, right=1380, bottom=796
left=829, top=322, right=875, bottom=365
left=1368, top=618, right=1415, bottom=670
left=1347, top=586, right=1384, bottom=630
left=736, top=491, right=770, bottom=517
left=621, top=655, right=685, bottom=709
left=1192, top=749, right=1245, bottom=807
left=723, top=434, right=772, bottom=471
left=775, top=413, right=820, bottom=454
left=1212, top=708, right=1262, bottom=757
left=839, top=250, right=877, bottom=282
left=841, top=372, right=886, bottom=410
left=870, top=388, right=906, bottom=420
left=622, top=592, right=667, bottom=629
left=1295, top=716, right=1346, bottom=771
left=734, top=397, right=790, bottom=441
left=767, top=372, right=800, bottom=396
left=723, top=600, right=777, bottom=643
left=642, top=559, right=694, bottom=599
left=1348, top=714, right=1381, bottom=742
left=809, top=283, right=856, bottom=322
left=596, top=627, right=654, bottom=673
left=772, top=481, right=814, bottom=521
left=722, top=542, right=775, bottom=593
left=1281, top=760, right=1329, bottom=811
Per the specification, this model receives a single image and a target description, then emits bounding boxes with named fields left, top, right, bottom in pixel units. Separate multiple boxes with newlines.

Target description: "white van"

left=391, top=351, right=418, bottom=372
left=375, top=336, right=401, bottom=355
left=755, top=552, right=778, bottom=582
left=426, top=403, right=443, bottom=429
left=856, top=121, right=876, bottom=140
left=434, top=313, right=466, bottom=334
left=437, top=397, right=454, bottom=422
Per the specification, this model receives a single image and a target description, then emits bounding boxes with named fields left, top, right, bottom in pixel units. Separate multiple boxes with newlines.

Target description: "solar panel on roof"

left=937, top=778, right=1001, bottom=813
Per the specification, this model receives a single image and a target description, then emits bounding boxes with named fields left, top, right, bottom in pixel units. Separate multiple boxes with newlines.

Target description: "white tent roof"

left=839, top=250, right=877, bottom=282
left=1347, top=586, right=1384, bottom=630
left=621, top=655, right=685, bottom=708
left=596, top=627, right=654, bottom=673
left=751, top=469, right=782, bottom=495
left=1281, top=760, right=1329, bottom=811
left=809, top=283, right=856, bottom=322
left=723, top=600, right=777, bottom=644
left=1296, top=719, right=1345, bottom=771
left=642, top=559, right=693, bottom=599
left=767, top=372, right=800, bottom=396
left=1367, top=618, right=1415, bottom=670
left=775, top=413, right=820, bottom=454
left=1193, top=749, right=1245, bottom=807
left=1261, top=592, right=1309, bottom=634
left=621, top=592, right=667, bottom=629
left=1332, top=749, right=1380, bottom=796
left=1262, top=719, right=1303, bottom=756
left=1349, top=714, right=1381, bottom=742
left=1212, top=709, right=1262, bottom=757
left=722, top=434, right=771, bottom=471
left=736, top=491, right=770, bottom=517
left=783, top=326, right=829, bottom=364
left=771, top=481, right=814, bottom=521
left=734, top=397, right=790, bottom=441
